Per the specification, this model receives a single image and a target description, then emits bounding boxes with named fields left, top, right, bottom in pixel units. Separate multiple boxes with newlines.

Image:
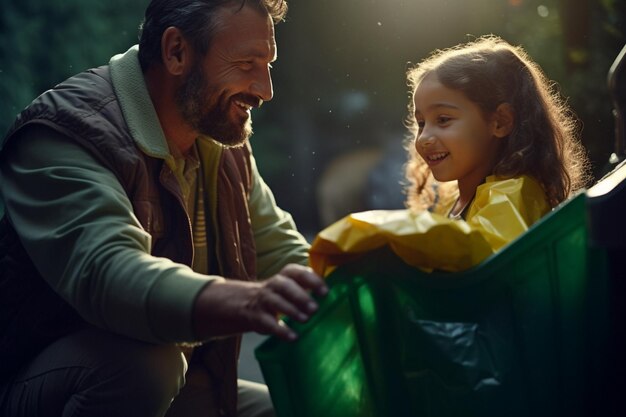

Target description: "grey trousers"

left=0, top=327, right=275, bottom=417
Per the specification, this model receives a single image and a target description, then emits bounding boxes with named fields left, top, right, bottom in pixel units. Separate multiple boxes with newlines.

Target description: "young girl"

left=309, top=35, right=590, bottom=275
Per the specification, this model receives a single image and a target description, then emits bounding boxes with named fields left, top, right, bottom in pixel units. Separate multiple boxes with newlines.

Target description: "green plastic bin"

left=255, top=191, right=610, bottom=417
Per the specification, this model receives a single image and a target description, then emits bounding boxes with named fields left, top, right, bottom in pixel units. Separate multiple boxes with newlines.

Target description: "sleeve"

left=0, top=125, right=216, bottom=344
left=247, top=152, right=310, bottom=278
left=308, top=176, right=550, bottom=275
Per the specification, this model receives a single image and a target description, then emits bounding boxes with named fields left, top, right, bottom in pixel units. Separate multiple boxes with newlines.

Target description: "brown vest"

left=0, top=66, right=256, bottom=415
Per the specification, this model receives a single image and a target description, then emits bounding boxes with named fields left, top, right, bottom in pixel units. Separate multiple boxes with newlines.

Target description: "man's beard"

left=175, top=62, right=255, bottom=147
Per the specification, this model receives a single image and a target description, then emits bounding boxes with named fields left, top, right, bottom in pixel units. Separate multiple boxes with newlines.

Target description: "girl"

left=309, top=35, right=591, bottom=275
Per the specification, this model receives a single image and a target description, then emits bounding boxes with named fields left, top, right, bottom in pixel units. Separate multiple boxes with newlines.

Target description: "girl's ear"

left=161, top=27, right=192, bottom=76
left=493, top=103, right=515, bottom=138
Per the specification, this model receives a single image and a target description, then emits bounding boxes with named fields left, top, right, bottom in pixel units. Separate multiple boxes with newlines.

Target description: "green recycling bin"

left=255, top=192, right=609, bottom=417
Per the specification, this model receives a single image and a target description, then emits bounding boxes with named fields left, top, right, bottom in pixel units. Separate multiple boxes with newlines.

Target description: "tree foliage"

left=0, top=0, right=146, bottom=132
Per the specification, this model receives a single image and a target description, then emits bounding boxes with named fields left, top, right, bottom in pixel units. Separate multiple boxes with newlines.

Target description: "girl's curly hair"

left=404, top=35, right=591, bottom=210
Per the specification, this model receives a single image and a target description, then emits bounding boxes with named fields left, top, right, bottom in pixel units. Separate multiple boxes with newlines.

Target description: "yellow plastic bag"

left=309, top=175, right=550, bottom=276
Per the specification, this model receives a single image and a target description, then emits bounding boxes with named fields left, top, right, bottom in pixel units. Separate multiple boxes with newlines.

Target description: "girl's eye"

left=437, top=116, right=452, bottom=125
left=416, top=120, right=425, bottom=131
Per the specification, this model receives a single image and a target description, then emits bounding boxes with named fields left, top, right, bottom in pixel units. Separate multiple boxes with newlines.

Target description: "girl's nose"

left=416, top=130, right=435, bottom=148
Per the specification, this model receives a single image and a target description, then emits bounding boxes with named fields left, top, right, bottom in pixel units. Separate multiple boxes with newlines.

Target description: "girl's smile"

left=422, top=151, right=450, bottom=166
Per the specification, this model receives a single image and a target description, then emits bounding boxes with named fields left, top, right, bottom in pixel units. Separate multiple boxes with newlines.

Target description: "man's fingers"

left=257, top=287, right=310, bottom=322
left=255, top=313, right=298, bottom=341
left=265, top=275, right=318, bottom=317
left=279, top=264, right=328, bottom=296
left=276, top=319, right=297, bottom=341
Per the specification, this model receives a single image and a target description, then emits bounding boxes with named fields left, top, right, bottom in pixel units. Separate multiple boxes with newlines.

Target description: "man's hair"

left=138, top=0, right=287, bottom=71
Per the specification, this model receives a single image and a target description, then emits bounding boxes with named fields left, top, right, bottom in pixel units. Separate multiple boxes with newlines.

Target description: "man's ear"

left=161, top=26, right=191, bottom=76
left=493, top=103, right=515, bottom=138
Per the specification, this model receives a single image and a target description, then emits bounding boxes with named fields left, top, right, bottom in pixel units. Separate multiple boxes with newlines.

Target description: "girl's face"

left=413, top=73, right=502, bottom=192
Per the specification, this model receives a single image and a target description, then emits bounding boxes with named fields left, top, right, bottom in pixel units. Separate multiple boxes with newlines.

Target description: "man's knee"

left=66, top=330, right=187, bottom=416
left=24, top=327, right=187, bottom=417
left=237, top=379, right=275, bottom=417
left=85, top=332, right=187, bottom=416
left=2, top=327, right=187, bottom=417
left=54, top=337, right=187, bottom=417
left=122, top=341, right=188, bottom=407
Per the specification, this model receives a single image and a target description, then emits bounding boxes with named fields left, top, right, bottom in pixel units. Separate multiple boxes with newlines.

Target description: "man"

left=0, top=1, right=326, bottom=416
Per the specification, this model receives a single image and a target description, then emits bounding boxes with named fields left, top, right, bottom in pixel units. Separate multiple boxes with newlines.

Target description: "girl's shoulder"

left=480, top=175, right=546, bottom=196
left=472, top=175, right=550, bottom=218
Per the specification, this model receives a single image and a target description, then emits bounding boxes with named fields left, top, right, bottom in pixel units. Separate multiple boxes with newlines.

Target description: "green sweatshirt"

left=0, top=46, right=309, bottom=344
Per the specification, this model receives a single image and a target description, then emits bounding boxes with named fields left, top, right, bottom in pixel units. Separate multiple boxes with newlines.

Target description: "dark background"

left=1, top=0, right=625, bottom=236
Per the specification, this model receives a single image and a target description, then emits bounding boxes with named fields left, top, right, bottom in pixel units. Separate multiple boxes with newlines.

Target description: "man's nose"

left=251, top=66, right=273, bottom=102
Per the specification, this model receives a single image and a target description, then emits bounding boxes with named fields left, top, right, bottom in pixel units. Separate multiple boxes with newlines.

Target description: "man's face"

left=175, top=5, right=277, bottom=147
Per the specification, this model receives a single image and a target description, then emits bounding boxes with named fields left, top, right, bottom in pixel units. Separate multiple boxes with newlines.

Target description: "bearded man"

left=0, top=1, right=326, bottom=416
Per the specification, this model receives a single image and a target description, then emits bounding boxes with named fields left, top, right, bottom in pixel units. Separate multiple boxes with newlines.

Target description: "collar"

left=109, top=45, right=173, bottom=163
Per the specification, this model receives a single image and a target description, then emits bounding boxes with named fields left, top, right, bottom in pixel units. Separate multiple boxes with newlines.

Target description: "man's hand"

left=193, top=264, right=328, bottom=341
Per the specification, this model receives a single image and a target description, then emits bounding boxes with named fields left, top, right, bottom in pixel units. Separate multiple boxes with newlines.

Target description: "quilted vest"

left=0, top=66, right=257, bottom=416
